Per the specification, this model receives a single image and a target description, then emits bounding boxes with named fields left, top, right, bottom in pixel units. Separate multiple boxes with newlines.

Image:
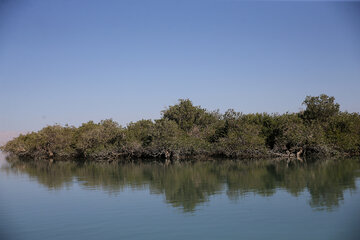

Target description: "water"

left=1, top=153, right=359, bottom=240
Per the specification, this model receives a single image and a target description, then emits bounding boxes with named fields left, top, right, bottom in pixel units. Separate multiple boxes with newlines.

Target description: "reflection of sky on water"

left=1, top=160, right=360, bottom=240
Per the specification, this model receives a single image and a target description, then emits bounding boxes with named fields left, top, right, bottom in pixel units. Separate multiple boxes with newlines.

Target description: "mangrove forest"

left=2, top=94, right=360, bottom=161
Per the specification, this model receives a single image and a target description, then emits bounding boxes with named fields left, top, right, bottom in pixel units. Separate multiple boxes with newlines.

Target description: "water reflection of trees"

left=2, top=158, right=359, bottom=212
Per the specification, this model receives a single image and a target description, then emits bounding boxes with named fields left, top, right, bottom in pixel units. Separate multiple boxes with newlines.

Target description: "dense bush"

left=1, top=94, right=359, bottom=161
left=300, top=94, right=340, bottom=123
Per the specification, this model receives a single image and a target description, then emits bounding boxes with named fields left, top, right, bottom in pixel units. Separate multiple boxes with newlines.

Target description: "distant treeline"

left=2, top=94, right=360, bottom=161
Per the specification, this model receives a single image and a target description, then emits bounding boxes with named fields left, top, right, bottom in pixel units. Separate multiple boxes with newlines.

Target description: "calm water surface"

left=1, top=152, right=360, bottom=240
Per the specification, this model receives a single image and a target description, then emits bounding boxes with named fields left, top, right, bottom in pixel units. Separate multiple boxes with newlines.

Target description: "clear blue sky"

left=0, top=0, right=359, bottom=131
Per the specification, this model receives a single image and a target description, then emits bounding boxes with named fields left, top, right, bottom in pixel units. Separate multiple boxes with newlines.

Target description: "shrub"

left=2, top=95, right=359, bottom=161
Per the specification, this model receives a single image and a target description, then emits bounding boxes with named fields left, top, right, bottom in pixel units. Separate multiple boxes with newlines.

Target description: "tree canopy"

left=301, top=94, right=340, bottom=122
left=2, top=94, right=359, bottom=161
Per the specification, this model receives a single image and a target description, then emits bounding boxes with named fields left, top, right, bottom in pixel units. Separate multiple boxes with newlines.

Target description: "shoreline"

left=3, top=150, right=356, bottom=165
left=2, top=97, right=359, bottom=161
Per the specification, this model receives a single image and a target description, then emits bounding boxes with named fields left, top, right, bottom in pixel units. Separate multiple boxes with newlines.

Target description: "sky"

left=0, top=0, right=359, bottom=131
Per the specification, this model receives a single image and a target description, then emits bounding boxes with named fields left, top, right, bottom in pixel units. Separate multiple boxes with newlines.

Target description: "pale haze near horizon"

left=0, top=0, right=359, bottom=132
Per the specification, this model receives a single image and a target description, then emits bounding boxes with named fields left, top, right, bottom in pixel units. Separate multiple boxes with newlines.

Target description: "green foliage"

left=324, top=112, right=360, bottom=154
left=1, top=125, right=77, bottom=159
left=2, top=95, right=359, bottom=161
left=74, top=119, right=123, bottom=158
left=272, top=114, right=307, bottom=152
left=212, top=110, right=266, bottom=157
left=150, top=119, right=183, bottom=153
left=125, top=119, right=154, bottom=146
left=162, top=99, right=217, bottom=132
left=301, top=94, right=340, bottom=122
